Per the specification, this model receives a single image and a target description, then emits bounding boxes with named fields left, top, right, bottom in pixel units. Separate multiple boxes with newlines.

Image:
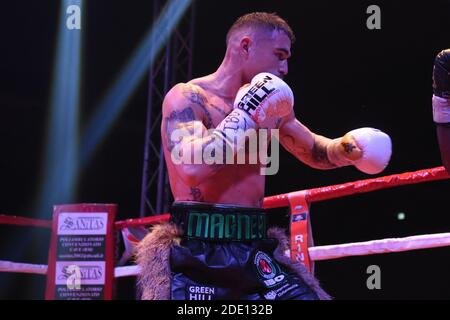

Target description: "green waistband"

left=170, top=202, right=266, bottom=241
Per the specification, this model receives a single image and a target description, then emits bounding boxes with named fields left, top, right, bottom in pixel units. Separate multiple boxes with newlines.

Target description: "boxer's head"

left=226, top=12, right=295, bottom=83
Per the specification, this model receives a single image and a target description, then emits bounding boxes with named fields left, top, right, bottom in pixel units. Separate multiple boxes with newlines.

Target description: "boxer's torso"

left=162, top=78, right=266, bottom=208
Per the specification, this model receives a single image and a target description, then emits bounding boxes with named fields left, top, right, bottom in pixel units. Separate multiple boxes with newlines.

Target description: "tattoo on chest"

left=189, top=187, right=204, bottom=201
left=164, top=107, right=195, bottom=151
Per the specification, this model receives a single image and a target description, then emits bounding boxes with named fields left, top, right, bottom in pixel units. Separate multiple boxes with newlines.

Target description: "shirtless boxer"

left=136, top=12, right=392, bottom=300
left=432, top=49, right=450, bottom=173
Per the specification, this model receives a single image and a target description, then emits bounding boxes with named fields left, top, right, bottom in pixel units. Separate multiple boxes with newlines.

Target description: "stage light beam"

left=80, top=0, right=193, bottom=167
left=35, top=0, right=83, bottom=218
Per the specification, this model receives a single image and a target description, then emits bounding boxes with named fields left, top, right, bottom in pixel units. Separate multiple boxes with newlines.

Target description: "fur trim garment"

left=135, top=222, right=332, bottom=300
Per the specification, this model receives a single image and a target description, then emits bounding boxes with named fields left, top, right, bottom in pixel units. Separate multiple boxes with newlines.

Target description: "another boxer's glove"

left=213, top=73, right=293, bottom=150
left=327, top=128, right=392, bottom=174
left=432, top=49, right=450, bottom=124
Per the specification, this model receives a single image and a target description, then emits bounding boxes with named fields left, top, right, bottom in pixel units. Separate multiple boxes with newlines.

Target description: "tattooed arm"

left=161, top=83, right=226, bottom=186
left=279, top=112, right=362, bottom=170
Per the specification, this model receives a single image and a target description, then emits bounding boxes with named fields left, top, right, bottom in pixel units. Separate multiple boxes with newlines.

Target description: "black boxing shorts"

left=169, top=201, right=319, bottom=300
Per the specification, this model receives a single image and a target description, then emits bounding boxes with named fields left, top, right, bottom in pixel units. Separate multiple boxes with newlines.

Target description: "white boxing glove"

left=234, top=72, right=294, bottom=129
left=327, top=127, right=392, bottom=174
left=213, top=73, right=294, bottom=150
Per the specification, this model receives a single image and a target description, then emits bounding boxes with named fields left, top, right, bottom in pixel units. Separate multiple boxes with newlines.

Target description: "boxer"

left=136, top=12, right=392, bottom=300
left=432, top=49, right=450, bottom=173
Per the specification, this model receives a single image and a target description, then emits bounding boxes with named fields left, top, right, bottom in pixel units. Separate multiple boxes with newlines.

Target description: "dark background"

left=0, top=0, right=449, bottom=299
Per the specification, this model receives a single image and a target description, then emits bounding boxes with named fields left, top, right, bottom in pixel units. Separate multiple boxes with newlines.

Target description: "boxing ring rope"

left=0, top=261, right=48, bottom=275
left=0, top=260, right=139, bottom=278
left=263, top=166, right=449, bottom=208
left=1, top=166, right=449, bottom=280
left=4, top=229, right=450, bottom=278
left=0, top=215, right=52, bottom=229
left=308, top=232, right=450, bottom=261
left=115, top=213, right=170, bottom=230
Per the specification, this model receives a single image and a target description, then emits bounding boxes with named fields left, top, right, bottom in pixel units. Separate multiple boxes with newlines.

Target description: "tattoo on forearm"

left=312, top=139, right=335, bottom=168
left=312, top=143, right=328, bottom=163
left=282, top=134, right=336, bottom=169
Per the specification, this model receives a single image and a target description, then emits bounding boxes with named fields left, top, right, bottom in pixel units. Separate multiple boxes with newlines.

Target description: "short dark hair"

left=226, top=12, right=296, bottom=45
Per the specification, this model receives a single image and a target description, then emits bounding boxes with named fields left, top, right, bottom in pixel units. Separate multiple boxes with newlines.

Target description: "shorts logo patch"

left=259, top=258, right=273, bottom=274
left=254, top=251, right=289, bottom=289
left=187, top=285, right=216, bottom=300
left=254, top=251, right=277, bottom=279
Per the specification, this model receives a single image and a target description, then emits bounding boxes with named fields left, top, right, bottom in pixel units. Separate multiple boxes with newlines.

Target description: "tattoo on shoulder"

left=183, top=85, right=207, bottom=105
left=182, top=86, right=213, bottom=129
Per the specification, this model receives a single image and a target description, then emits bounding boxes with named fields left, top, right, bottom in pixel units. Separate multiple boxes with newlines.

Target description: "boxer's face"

left=243, top=29, right=291, bottom=81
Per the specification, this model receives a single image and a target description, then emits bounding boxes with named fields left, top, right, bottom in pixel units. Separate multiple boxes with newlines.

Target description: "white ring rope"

left=114, top=265, right=141, bottom=278
left=2, top=232, right=450, bottom=277
left=0, top=261, right=47, bottom=275
left=0, top=260, right=141, bottom=278
left=308, top=232, right=450, bottom=261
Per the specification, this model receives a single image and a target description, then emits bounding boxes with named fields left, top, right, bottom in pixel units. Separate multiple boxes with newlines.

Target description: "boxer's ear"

left=240, top=37, right=251, bottom=56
